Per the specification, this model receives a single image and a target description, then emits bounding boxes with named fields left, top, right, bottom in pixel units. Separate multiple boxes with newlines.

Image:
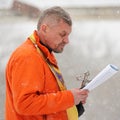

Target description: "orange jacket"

left=5, top=31, right=74, bottom=120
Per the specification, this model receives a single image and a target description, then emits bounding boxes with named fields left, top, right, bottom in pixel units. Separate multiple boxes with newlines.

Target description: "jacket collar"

left=33, top=30, right=58, bottom=67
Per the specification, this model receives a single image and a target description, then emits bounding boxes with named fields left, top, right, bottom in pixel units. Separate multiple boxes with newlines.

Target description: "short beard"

left=53, top=48, right=64, bottom=53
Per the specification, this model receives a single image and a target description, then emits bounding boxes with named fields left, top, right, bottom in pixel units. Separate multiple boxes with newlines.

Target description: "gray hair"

left=37, top=6, right=72, bottom=30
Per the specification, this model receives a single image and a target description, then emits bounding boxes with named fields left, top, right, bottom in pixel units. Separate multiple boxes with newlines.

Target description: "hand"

left=70, top=88, right=89, bottom=105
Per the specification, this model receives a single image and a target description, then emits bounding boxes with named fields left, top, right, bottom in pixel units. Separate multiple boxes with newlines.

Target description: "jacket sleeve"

left=11, top=53, right=74, bottom=116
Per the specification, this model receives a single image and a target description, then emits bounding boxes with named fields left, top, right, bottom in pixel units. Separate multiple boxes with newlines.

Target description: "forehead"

left=50, top=20, right=72, bottom=34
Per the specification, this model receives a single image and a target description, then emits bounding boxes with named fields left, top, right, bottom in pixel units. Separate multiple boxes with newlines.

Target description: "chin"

left=54, top=49, right=63, bottom=53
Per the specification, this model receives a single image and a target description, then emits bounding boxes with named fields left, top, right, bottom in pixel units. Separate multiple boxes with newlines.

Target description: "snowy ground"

left=0, top=11, right=120, bottom=120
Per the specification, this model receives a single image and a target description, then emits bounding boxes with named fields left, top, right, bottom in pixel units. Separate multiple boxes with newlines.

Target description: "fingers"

left=81, top=99, right=87, bottom=104
left=70, top=88, right=89, bottom=105
left=80, top=89, right=89, bottom=104
left=79, top=89, right=89, bottom=95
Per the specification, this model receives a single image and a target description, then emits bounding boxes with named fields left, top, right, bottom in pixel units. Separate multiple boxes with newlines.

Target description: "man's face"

left=41, top=20, right=72, bottom=53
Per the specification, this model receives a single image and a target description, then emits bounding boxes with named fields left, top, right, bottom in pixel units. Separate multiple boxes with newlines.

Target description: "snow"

left=0, top=0, right=13, bottom=9
left=0, top=6, right=120, bottom=120
left=71, top=20, right=120, bottom=58
left=18, top=0, right=120, bottom=8
left=1, top=0, right=120, bottom=9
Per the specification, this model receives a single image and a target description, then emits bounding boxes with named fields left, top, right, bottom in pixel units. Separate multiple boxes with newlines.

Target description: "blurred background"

left=0, top=0, right=120, bottom=120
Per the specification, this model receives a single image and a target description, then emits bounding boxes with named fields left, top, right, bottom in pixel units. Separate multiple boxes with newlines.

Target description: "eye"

left=59, top=31, right=66, bottom=38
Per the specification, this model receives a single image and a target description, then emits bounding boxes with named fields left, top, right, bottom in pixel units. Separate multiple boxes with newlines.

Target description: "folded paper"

left=83, top=64, right=119, bottom=91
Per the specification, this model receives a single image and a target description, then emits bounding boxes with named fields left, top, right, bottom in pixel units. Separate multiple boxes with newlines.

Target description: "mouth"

left=61, top=43, right=66, bottom=48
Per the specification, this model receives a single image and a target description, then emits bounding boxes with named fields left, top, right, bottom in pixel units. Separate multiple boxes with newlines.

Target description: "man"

left=5, top=6, right=89, bottom=120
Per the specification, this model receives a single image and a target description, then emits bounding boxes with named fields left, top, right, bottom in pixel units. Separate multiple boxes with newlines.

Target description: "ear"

left=41, top=24, right=48, bottom=33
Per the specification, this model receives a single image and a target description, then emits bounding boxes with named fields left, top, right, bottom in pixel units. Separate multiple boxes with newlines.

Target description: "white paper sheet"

left=83, top=64, right=119, bottom=91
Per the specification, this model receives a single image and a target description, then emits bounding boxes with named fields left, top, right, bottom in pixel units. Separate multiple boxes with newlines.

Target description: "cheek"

left=50, top=35, right=62, bottom=44
left=45, top=32, right=62, bottom=46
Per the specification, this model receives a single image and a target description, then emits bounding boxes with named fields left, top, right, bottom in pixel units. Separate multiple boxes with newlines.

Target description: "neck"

left=37, top=31, right=52, bottom=53
left=40, top=41, right=52, bottom=53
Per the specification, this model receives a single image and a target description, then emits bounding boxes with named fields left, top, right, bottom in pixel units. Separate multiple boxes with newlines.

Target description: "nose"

left=63, top=36, right=69, bottom=44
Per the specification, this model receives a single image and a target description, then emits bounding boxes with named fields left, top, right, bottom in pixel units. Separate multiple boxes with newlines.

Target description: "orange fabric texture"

left=5, top=31, right=74, bottom=120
